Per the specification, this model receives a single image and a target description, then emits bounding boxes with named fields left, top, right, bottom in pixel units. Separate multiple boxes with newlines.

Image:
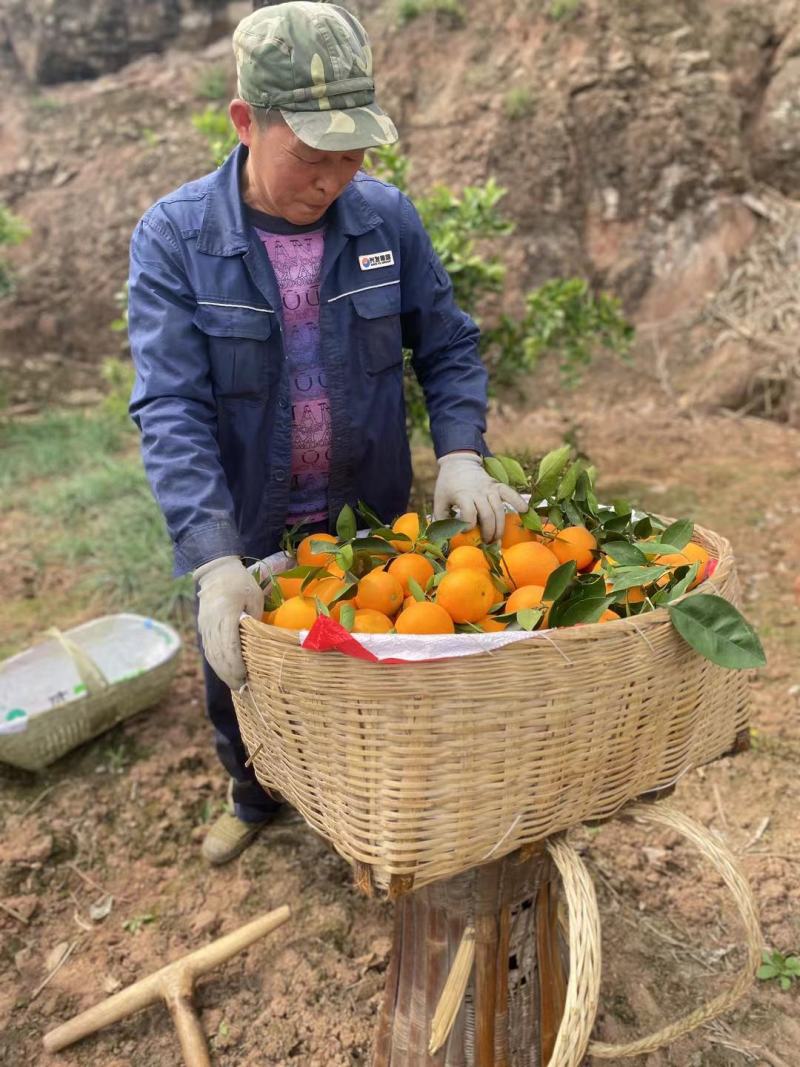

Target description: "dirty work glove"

left=194, top=556, right=263, bottom=691
left=433, top=451, right=528, bottom=543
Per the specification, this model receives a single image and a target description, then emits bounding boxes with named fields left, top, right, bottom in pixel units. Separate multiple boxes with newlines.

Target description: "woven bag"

left=233, top=521, right=751, bottom=893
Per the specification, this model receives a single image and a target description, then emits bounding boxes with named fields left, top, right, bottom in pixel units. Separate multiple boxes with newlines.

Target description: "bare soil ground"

left=1, top=383, right=798, bottom=1067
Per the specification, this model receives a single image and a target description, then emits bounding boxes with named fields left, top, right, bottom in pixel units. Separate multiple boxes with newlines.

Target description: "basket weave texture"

left=234, top=522, right=751, bottom=892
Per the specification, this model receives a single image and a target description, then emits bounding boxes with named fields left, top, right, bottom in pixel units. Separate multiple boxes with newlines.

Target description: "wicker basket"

left=0, top=614, right=181, bottom=771
left=234, top=521, right=751, bottom=893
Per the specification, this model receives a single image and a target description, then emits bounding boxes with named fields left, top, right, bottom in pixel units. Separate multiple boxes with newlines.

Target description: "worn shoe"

left=201, top=812, right=270, bottom=866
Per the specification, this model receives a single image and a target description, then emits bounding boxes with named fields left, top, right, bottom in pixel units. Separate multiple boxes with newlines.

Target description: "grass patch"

left=547, top=0, right=582, bottom=20
left=1, top=389, right=194, bottom=657
left=504, top=87, right=537, bottom=121
left=397, top=0, right=465, bottom=27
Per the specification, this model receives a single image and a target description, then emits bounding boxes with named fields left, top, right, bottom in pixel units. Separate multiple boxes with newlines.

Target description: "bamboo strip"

left=429, top=927, right=476, bottom=1055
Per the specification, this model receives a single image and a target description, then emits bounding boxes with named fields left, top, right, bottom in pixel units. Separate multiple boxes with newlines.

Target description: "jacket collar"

left=197, top=144, right=383, bottom=256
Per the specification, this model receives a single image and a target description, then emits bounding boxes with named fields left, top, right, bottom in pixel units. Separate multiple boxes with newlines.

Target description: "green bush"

left=0, top=203, right=30, bottom=297
left=504, top=87, right=537, bottom=121
left=192, top=105, right=238, bottom=167
left=397, top=0, right=465, bottom=27
left=367, top=145, right=634, bottom=435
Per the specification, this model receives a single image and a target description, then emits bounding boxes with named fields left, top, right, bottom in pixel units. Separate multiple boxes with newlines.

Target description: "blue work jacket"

left=128, top=144, right=488, bottom=575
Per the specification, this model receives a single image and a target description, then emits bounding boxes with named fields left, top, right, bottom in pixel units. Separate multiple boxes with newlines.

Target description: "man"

left=128, top=2, right=525, bottom=865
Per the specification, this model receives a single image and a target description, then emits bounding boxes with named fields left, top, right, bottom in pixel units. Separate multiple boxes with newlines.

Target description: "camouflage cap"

left=233, top=2, right=398, bottom=151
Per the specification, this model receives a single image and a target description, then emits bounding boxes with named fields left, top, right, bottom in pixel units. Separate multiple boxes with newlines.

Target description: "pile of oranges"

left=260, top=509, right=711, bottom=636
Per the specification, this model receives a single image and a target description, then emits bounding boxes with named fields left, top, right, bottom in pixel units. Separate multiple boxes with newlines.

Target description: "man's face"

left=230, top=101, right=365, bottom=225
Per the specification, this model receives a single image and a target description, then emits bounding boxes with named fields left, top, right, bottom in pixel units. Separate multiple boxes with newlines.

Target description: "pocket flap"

left=350, top=283, right=401, bottom=320
left=193, top=303, right=274, bottom=340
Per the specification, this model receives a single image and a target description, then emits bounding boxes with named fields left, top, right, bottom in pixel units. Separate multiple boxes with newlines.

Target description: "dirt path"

left=1, top=396, right=798, bottom=1066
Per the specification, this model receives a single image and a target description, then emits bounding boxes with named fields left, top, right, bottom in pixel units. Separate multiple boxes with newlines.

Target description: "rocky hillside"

left=1, top=0, right=798, bottom=418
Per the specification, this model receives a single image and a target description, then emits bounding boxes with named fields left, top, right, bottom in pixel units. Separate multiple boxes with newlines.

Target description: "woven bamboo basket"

left=0, top=615, right=181, bottom=771
left=234, top=521, right=751, bottom=893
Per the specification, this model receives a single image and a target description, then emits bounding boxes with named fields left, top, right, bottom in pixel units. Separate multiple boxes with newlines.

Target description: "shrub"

left=0, top=203, right=30, bottom=298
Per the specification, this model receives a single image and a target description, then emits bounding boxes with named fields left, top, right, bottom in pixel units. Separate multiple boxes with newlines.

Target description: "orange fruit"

left=390, top=512, right=421, bottom=552
left=308, top=576, right=349, bottom=606
left=274, top=574, right=305, bottom=599
left=403, top=594, right=416, bottom=611
left=296, top=532, right=338, bottom=567
left=656, top=542, right=710, bottom=589
left=388, top=552, right=435, bottom=595
left=273, top=595, right=319, bottom=630
left=355, top=569, right=405, bottom=616
left=262, top=609, right=277, bottom=625
left=446, top=545, right=490, bottom=572
left=549, top=526, right=598, bottom=571
left=475, top=614, right=507, bottom=632
left=435, top=568, right=497, bottom=624
left=449, top=525, right=481, bottom=550
left=534, top=520, right=559, bottom=544
left=597, top=609, right=619, bottom=623
left=501, top=512, right=535, bottom=549
left=395, top=601, right=455, bottom=634
left=506, top=584, right=546, bottom=613
left=501, top=542, right=560, bottom=590
left=351, top=608, right=394, bottom=634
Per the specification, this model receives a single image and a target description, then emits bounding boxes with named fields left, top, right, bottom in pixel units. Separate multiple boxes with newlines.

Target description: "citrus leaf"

left=601, top=513, right=631, bottom=533
left=651, top=563, right=699, bottom=605
left=556, top=595, right=615, bottom=627
left=426, top=518, right=472, bottom=544
left=633, top=516, right=653, bottom=538
left=534, top=445, right=571, bottom=498
left=339, top=603, right=355, bottom=631
left=602, top=541, right=649, bottom=566
left=279, top=565, right=321, bottom=579
left=356, top=499, right=384, bottom=529
left=336, top=544, right=355, bottom=572
left=611, top=499, right=632, bottom=516
left=668, top=594, right=767, bottom=669
left=516, top=607, right=543, bottom=631
left=301, top=566, right=326, bottom=591
left=351, top=536, right=399, bottom=555
left=660, top=519, right=693, bottom=551
left=498, top=455, right=528, bottom=486
left=563, top=500, right=584, bottom=526
left=336, top=504, right=357, bottom=542
left=310, top=538, right=339, bottom=555
left=556, top=460, right=583, bottom=501
left=543, top=560, right=577, bottom=603
left=633, top=540, right=683, bottom=556
left=608, top=565, right=669, bottom=592
left=548, top=505, right=564, bottom=528
left=484, top=456, right=510, bottom=484
left=520, top=508, right=543, bottom=532
left=314, top=597, right=331, bottom=618
left=407, top=577, right=426, bottom=602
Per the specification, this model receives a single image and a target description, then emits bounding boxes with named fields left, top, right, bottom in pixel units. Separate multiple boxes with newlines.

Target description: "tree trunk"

left=374, top=847, right=567, bottom=1066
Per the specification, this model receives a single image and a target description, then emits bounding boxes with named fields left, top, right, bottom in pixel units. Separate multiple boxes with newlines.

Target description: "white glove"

left=194, top=555, right=263, bottom=690
left=433, top=451, right=528, bottom=542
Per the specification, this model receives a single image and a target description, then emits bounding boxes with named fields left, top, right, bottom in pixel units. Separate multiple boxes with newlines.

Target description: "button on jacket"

left=128, top=145, right=488, bottom=575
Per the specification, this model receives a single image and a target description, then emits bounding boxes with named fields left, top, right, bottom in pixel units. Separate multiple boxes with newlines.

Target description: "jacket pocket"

left=351, top=284, right=403, bottom=375
left=193, top=303, right=275, bottom=398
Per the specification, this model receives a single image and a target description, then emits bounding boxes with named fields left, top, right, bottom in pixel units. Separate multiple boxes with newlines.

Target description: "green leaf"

left=314, top=597, right=331, bottom=618
left=556, top=595, right=615, bottom=627
left=301, top=566, right=326, bottom=591
left=339, top=603, right=356, bottom=631
left=611, top=499, right=632, bottom=516
left=336, top=504, right=357, bottom=542
left=309, top=538, right=338, bottom=555
left=660, top=519, right=693, bottom=551
left=608, top=565, right=669, bottom=592
left=757, top=964, right=780, bottom=980
left=407, top=576, right=426, bottom=602
left=535, top=445, right=571, bottom=498
left=351, top=536, right=399, bottom=555
left=601, top=514, right=631, bottom=534
left=543, top=560, right=577, bottom=603
left=562, top=500, right=584, bottom=527
left=668, top=594, right=767, bottom=669
left=520, top=508, right=543, bottom=532
left=651, top=564, right=699, bottom=606
left=633, top=540, right=682, bottom=557
left=633, top=516, right=653, bottom=539
left=498, top=455, right=529, bottom=486
left=484, top=456, right=510, bottom=484
left=780, top=976, right=791, bottom=991
left=548, top=505, right=564, bottom=528
left=602, top=541, right=649, bottom=567
left=516, top=607, right=543, bottom=631
left=279, top=565, right=322, bottom=579
left=336, top=544, right=355, bottom=573
left=556, top=460, right=582, bottom=501
left=785, top=957, right=800, bottom=974
left=426, top=518, right=472, bottom=544
left=357, top=499, right=384, bottom=528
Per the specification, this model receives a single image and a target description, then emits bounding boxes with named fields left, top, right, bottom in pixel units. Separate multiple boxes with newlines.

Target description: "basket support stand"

left=373, top=847, right=566, bottom=1067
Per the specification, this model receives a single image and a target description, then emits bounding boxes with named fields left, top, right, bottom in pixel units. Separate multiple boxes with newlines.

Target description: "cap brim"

left=280, top=102, right=398, bottom=152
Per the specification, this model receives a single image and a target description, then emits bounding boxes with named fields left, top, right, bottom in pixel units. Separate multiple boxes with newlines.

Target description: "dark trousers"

left=202, top=656, right=283, bottom=822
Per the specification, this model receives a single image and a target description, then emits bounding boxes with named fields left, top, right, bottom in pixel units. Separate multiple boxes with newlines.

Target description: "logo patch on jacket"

left=359, top=250, right=395, bottom=271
